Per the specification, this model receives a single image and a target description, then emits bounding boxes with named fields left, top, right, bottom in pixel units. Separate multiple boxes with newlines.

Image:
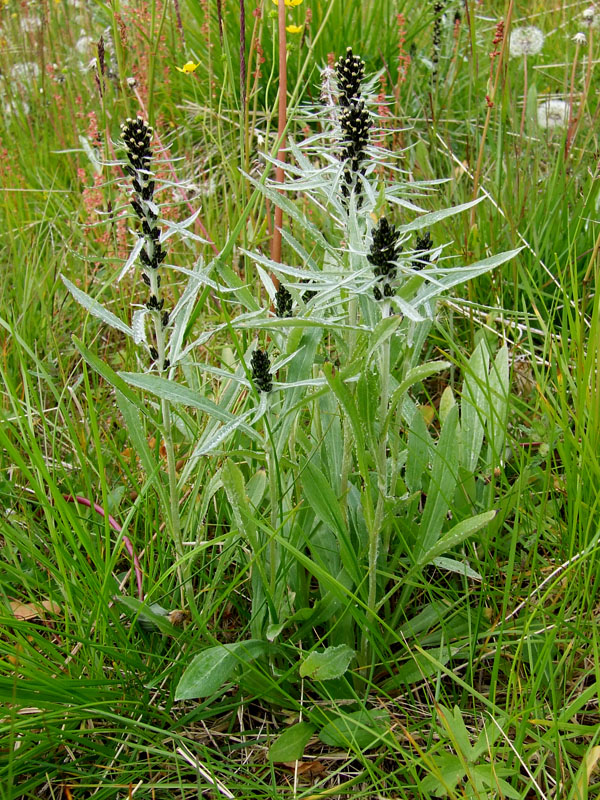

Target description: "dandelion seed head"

left=537, top=99, right=569, bottom=130
left=20, top=15, right=42, bottom=33
left=509, top=26, right=544, bottom=57
left=582, top=7, right=599, bottom=27
left=75, top=34, right=95, bottom=55
left=572, top=31, right=587, bottom=46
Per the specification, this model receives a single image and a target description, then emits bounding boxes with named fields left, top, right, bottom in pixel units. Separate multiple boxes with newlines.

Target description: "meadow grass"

left=1, top=0, right=600, bottom=798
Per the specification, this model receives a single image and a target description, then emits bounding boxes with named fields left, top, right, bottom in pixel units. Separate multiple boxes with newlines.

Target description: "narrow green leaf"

left=418, top=510, right=497, bottom=567
left=461, top=341, right=489, bottom=473
left=62, top=276, right=133, bottom=337
left=301, top=461, right=360, bottom=586
left=419, top=404, right=460, bottom=556
left=115, top=391, right=169, bottom=509
left=398, top=197, right=484, bottom=233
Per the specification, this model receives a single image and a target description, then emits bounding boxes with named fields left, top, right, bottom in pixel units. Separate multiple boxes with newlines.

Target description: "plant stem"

left=149, top=271, right=189, bottom=609
left=270, top=0, right=287, bottom=276
left=362, top=332, right=391, bottom=662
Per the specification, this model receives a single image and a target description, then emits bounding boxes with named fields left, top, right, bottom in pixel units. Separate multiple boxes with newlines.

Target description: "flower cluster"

left=412, top=231, right=433, bottom=270
left=251, top=349, right=273, bottom=393
left=432, top=0, right=446, bottom=81
left=275, top=283, right=293, bottom=318
left=121, top=117, right=169, bottom=368
left=368, top=217, right=402, bottom=300
left=335, top=48, right=372, bottom=202
left=335, top=46, right=365, bottom=107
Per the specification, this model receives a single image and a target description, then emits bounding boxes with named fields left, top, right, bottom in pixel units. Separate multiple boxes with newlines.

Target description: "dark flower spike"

left=121, top=116, right=154, bottom=173
left=412, top=231, right=433, bottom=270
left=335, top=47, right=365, bottom=107
left=368, top=217, right=403, bottom=300
left=275, top=284, right=293, bottom=318
left=339, top=100, right=372, bottom=200
left=251, top=349, right=273, bottom=393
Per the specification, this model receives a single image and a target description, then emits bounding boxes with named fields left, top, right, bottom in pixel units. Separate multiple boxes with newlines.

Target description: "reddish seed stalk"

left=269, top=0, right=287, bottom=283
left=470, top=0, right=513, bottom=230
left=63, top=494, right=144, bottom=601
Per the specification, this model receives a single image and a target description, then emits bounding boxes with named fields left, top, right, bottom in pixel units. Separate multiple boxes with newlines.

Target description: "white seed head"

left=537, top=99, right=569, bottom=130
left=572, top=31, right=587, bottom=46
left=582, top=7, right=598, bottom=26
left=509, top=26, right=545, bottom=57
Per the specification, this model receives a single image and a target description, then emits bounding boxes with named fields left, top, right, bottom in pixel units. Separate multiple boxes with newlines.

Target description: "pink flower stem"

left=63, top=494, right=144, bottom=601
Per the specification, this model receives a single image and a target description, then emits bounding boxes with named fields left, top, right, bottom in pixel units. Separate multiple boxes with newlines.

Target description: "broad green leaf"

left=175, top=640, right=267, bottom=700
left=62, top=276, right=133, bottom=338
left=269, top=722, right=316, bottom=762
left=299, top=645, right=355, bottom=681
left=438, top=705, right=474, bottom=761
left=319, top=708, right=390, bottom=751
left=473, top=765, right=521, bottom=798
left=420, top=753, right=465, bottom=795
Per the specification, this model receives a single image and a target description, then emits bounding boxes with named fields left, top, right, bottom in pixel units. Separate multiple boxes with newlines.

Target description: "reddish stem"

left=269, top=0, right=287, bottom=285
left=63, top=494, right=144, bottom=601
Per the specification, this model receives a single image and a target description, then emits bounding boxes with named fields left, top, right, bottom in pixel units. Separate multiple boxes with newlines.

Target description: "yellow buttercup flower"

left=176, top=61, right=200, bottom=74
left=286, top=24, right=303, bottom=33
left=271, top=0, right=303, bottom=6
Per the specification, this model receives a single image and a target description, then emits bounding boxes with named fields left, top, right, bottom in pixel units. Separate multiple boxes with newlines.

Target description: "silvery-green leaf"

left=398, top=197, right=485, bottom=234
left=193, top=407, right=257, bottom=456
left=414, top=249, right=523, bottom=307
left=432, top=557, right=482, bottom=581
left=160, top=207, right=208, bottom=243
left=117, top=236, right=145, bottom=282
left=256, top=265, right=277, bottom=303
left=61, top=276, right=133, bottom=338
left=78, top=135, right=102, bottom=174
left=131, top=308, right=148, bottom=345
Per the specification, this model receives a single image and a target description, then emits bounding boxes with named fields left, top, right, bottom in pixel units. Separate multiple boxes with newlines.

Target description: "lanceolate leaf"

left=175, top=640, right=267, bottom=700
left=62, top=276, right=133, bottom=338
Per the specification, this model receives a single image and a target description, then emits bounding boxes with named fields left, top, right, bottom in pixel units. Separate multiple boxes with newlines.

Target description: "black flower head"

left=339, top=100, right=372, bottom=200
left=340, top=100, right=371, bottom=157
left=368, top=217, right=403, bottom=300
left=120, top=116, right=153, bottom=172
left=275, top=283, right=293, bottom=318
left=412, top=231, right=433, bottom=270
left=335, top=47, right=365, bottom=107
left=251, top=349, right=273, bottom=393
